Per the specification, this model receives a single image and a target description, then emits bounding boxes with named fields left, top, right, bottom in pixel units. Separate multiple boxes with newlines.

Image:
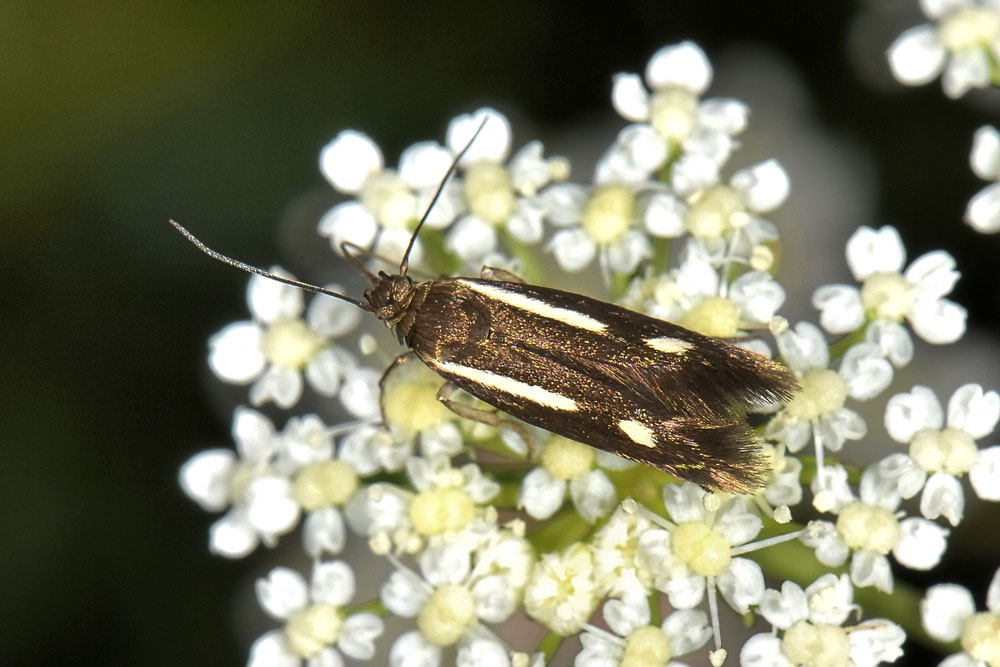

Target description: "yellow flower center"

left=360, top=170, right=416, bottom=229
left=409, top=486, right=475, bottom=536
left=582, top=184, right=636, bottom=244
left=541, top=436, right=595, bottom=480
left=672, top=521, right=731, bottom=577
left=262, top=319, right=323, bottom=369
left=684, top=185, right=748, bottom=240
left=836, top=502, right=900, bottom=554
left=962, top=612, right=1000, bottom=667
left=679, top=296, right=741, bottom=338
left=621, top=625, right=672, bottom=667
left=649, top=88, right=698, bottom=142
left=292, top=460, right=359, bottom=510
left=939, top=8, right=1000, bottom=53
left=784, top=368, right=846, bottom=421
left=284, top=603, right=343, bottom=658
left=910, top=427, right=979, bottom=476
left=781, top=620, right=850, bottom=667
left=860, top=272, right=915, bottom=321
left=464, top=160, right=515, bottom=223
left=417, top=583, right=476, bottom=646
left=382, top=364, right=454, bottom=433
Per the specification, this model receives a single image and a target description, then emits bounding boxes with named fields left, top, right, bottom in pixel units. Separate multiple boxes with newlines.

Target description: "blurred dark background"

left=4, top=2, right=999, bottom=665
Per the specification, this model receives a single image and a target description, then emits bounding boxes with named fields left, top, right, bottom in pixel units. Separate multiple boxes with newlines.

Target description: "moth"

left=172, top=123, right=798, bottom=494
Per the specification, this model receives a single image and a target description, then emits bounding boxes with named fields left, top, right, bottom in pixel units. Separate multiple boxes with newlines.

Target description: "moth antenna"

left=170, top=219, right=371, bottom=310
left=399, top=116, right=490, bottom=277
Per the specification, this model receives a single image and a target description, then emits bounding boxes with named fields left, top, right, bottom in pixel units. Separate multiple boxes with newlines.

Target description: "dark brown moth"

left=172, top=123, right=798, bottom=494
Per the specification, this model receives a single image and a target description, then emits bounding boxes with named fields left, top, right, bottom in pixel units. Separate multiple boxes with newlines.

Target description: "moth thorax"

left=365, top=273, right=417, bottom=327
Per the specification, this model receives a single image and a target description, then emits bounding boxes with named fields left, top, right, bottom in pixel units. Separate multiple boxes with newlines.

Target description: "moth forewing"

left=397, top=277, right=798, bottom=494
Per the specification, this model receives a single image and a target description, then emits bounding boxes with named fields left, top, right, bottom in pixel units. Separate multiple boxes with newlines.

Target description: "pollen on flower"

left=582, top=184, right=636, bottom=244
left=621, top=625, right=673, bottom=667
left=649, top=88, right=698, bottom=141
left=292, top=461, right=359, bottom=510
left=672, top=521, right=732, bottom=577
left=524, top=543, right=599, bottom=636
left=784, top=368, right=847, bottom=421
left=464, top=161, right=516, bottom=223
left=409, top=486, right=476, bottom=536
left=417, top=583, right=476, bottom=646
left=678, top=296, right=741, bottom=338
left=938, top=8, right=1000, bottom=53
left=284, top=603, right=343, bottom=658
left=262, top=319, right=323, bottom=369
left=382, top=366, right=454, bottom=433
left=962, top=611, right=1000, bottom=666
left=909, top=428, right=978, bottom=476
left=781, top=620, right=850, bottom=667
left=541, top=436, right=595, bottom=480
left=359, top=170, right=416, bottom=229
left=684, top=185, right=747, bottom=240
left=860, top=272, right=916, bottom=321
left=836, top=502, right=900, bottom=555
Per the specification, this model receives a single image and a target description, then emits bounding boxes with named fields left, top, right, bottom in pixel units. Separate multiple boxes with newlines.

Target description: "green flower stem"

left=528, top=508, right=593, bottom=553
left=827, top=321, right=869, bottom=361
left=343, top=598, right=389, bottom=617
left=418, top=227, right=462, bottom=276
left=538, top=630, right=564, bottom=662
left=498, top=228, right=547, bottom=285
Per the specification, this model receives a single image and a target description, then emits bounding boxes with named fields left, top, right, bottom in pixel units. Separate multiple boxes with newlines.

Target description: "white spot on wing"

left=646, top=337, right=693, bottom=354
left=618, top=419, right=657, bottom=448
left=460, top=279, right=607, bottom=332
left=434, top=360, right=579, bottom=411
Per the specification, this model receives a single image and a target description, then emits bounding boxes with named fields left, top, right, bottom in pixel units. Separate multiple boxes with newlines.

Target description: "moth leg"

left=436, top=382, right=535, bottom=459
left=378, top=351, right=417, bottom=427
left=480, top=266, right=524, bottom=283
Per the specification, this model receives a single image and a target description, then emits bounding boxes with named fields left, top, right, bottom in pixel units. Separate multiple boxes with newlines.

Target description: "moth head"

left=364, top=272, right=416, bottom=325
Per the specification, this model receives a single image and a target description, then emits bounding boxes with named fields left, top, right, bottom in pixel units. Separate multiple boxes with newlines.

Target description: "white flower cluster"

left=179, top=40, right=998, bottom=667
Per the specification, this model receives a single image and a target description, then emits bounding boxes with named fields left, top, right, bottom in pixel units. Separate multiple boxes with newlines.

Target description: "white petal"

left=305, top=347, right=350, bottom=396
left=943, top=49, right=990, bottom=98
left=311, top=560, right=355, bottom=606
left=317, top=201, right=378, bottom=253
left=250, top=366, right=303, bottom=409
left=319, top=130, right=383, bottom=193
left=850, top=551, right=894, bottom=593
left=887, top=25, right=947, bottom=85
left=389, top=630, right=441, bottom=667
left=456, top=637, right=511, bottom=667
left=966, top=182, right=1000, bottom=233
left=507, top=198, right=545, bottom=243
left=670, top=152, right=719, bottom=197
left=777, top=320, right=829, bottom=372
left=616, top=124, right=669, bottom=172
left=605, top=230, right=652, bottom=274
left=179, top=449, right=235, bottom=511
left=758, top=580, right=808, bottom=628
left=971, top=125, right=1000, bottom=179
left=714, top=501, right=762, bottom=546
left=307, top=288, right=363, bottom=338
left=920, top=473, right=964, bottom=525
left=848, top=619, right=905, bottom=665
left=740, top=633, right=792, bottom=667
left=662, top=483, right=707, bottom=522
left=717, top=557, right=764, bottom=613
left=894, top=517, right=948, bottom=569
left=697, top=98, right=749, bottom=135
left=802, top=521, right=849, bottom=567
left=988, top=566, right=1000, bottom=612
left=840, top=342, right=893, bottom=401
left=304, top=507, right=347, bottom=557
left=645, top=41, right=712, bottom=93
left=970, top=446, right=1000, bottom=500
left=338, top=613, right=384, bottom=660
left=922, top=583, right=975, bottom=642
left=640, top=192, right=685, bottom=238
left=541, top=183, right=588, bottom=226
left=208, top=322, right=265, bottom=383
left=731, top=160, right=790, bottom=212
left=339, top=368, right=381, bottom=419
left=663, top=607, right=711, bottom=654
left=905, top=250, right=959, bottom=298
left=472, top=574, right=518, bottom=623
left=421, top=542, right=472, bottom=587
left=381, top=570, right=427, bottom=618
left=248, top=270, right=304, bottom=323
left=804, top=573, right=854, bottom=626
left=910, top=296, right=966, bottom=344
left=209, top=510, right=258, bottom=557
left=233, top=405, right=277, bottom=459
left=399, top=141, right=453, bottom=189
left=885, top=386, right=944, bottom=443
left=548, top=228, right=596, bottom=272
left=603, top=590, right=649, bottom=636
left=947, top=383, right=1000, bottom=437
left=569, top=470, right=616, bottom=523
left=445, top=215, right=498, bottom=264
left=865, top=319, right=914, bottom=367
left=812, top=285, right=865, bottom=335
left=611, top=72, right=651, bottom=121
left=730, top=271, right=785, bottom=325
left=246, top=476, right=299, bottom=535
left=518, top=468, right=566, bottom=520
left=508, top=141, right=552, bottom=195
left=876, top=453, right=927, bottom=499
left=664, top=572, right=705, bottom=609
left=257, top=566, right=308, bottom=618
left=447, top=108, right=511, bottom=164
left=846, top=226, right=905, bottom=279
left=249, top=631, right=298, bottom=667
